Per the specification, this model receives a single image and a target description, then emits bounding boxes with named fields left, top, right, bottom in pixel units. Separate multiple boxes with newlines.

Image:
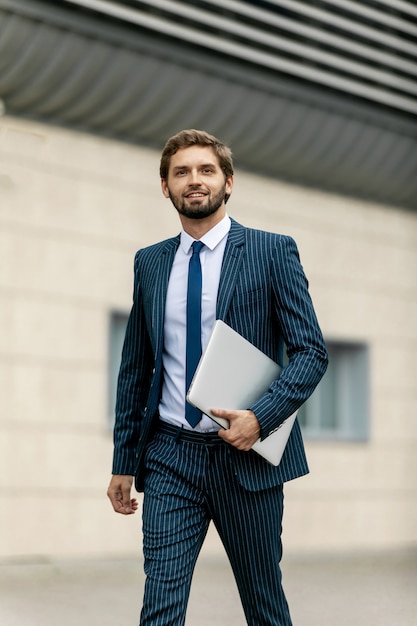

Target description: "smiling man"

left=107, top=129, right=328, bottom=626
left=162, top=143, right=231, bottom=220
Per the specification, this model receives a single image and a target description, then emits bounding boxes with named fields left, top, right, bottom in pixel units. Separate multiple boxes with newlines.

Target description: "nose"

left=189, top=169, right=202, bottom=186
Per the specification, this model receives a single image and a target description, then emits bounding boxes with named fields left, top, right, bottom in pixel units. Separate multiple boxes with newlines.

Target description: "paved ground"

left=0, top=550, right=416, bottom=625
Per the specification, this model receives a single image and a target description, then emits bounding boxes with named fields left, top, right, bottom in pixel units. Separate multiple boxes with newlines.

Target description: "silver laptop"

left=187, top=320, right=297, bottom=466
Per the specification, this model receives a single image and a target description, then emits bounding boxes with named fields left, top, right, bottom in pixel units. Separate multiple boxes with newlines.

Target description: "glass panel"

left=299, top=341, right=369, bottom=441
left=108, top=312, right=129, bottom=427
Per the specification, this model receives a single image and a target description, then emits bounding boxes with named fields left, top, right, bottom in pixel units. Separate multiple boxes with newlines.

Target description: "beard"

left=168, top=186, right=226, bottom=220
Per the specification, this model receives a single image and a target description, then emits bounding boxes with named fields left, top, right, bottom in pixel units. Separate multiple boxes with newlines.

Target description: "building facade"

left=0, top=0, right=416, bottom=559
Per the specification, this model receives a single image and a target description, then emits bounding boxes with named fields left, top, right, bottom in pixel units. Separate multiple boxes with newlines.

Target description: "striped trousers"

left=139, top=425, right=292, bottom=626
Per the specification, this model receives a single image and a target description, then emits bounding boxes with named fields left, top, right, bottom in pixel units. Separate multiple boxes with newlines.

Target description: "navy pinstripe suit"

left=112, top=218, right=328, bottom=625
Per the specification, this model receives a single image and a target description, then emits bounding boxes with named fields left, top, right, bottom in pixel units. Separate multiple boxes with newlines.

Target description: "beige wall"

left=0, top=116, right=416, bottom=559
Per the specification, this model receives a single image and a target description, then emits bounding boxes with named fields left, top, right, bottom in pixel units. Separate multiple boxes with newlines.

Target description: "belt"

left=158, top=421, right=224, bottom=445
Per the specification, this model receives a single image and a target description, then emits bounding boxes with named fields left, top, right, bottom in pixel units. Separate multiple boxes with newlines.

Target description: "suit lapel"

left=216, top=219, right=245, bottom=319
left=151, top=236, right=180, bottom=359
left=150, top=221, right=244, bottom=354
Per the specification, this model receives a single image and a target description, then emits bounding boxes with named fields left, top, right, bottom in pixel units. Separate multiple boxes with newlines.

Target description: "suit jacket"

left=112, top=219, right=328, bottom=492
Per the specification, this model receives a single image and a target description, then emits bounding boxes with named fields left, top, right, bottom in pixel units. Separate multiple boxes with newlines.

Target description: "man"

left=107, top=129, right=328, bottom=625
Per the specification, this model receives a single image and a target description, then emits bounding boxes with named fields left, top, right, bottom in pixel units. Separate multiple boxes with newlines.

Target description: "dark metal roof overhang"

left=0, top=0, right=416, bottom=210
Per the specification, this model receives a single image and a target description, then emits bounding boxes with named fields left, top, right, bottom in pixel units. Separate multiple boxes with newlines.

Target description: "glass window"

left=108, top=312, right=129, bottom=427
left=298, top=341, right=369, bottom=441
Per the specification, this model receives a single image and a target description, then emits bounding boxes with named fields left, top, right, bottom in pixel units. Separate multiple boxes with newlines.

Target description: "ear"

left=225, top=174, right=234, bottom=196
left=161, top=178, right=170, bottom=198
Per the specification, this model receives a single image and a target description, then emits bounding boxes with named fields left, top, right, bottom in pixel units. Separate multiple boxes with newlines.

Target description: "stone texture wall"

left=0, top=116, right=415, bottom=558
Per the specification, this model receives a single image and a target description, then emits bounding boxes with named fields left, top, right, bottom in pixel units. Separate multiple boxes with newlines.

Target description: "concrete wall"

left=0, top=116, right=416, bottom=559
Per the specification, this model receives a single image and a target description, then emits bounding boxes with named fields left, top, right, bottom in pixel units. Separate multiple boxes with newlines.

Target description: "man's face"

left=161, top=145, right=233, bottom=220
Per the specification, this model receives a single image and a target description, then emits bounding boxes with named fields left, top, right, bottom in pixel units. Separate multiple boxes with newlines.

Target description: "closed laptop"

left=187, top=320, right=297, bottom=466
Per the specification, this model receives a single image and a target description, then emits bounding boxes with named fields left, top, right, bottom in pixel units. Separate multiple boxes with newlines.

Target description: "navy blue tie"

left=185, top=240, right=204, bottom=427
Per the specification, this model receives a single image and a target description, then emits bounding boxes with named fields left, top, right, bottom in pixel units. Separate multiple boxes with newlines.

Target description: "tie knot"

left=192, top=240, right=204, bottom=255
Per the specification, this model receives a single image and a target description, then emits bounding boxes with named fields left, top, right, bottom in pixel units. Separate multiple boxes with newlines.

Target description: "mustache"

left=183, top=187, right=208, bottom=196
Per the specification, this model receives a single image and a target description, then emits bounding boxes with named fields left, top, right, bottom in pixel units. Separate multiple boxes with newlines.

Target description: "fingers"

left=107, top=475, right=137, bottom=515
left=213, top=409, right=260, bottom=451
left=211, top=407, right=231, bottom=422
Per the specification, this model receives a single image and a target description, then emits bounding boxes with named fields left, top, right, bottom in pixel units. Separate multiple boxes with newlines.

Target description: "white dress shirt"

left=159, top=214, right=231, bottom=432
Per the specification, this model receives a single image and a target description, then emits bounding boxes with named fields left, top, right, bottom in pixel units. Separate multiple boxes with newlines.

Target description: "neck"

left=179, top=207, right=226, bottom=239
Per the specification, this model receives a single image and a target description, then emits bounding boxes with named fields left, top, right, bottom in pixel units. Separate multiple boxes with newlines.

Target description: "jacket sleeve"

left=249, top=236, right=328, bottom=440
left=112, top=251, right=153, bottom=475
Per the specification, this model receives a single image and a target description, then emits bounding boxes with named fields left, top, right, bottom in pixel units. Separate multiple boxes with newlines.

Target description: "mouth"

left=184, top=190, right=208, bottom=199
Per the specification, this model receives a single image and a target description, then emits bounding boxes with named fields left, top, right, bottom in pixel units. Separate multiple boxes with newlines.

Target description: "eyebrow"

left=172, top=162, right=217, bottom=171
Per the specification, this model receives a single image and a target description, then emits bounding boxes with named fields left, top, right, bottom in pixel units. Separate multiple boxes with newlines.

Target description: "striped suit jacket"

left=112, top=218, right=328, bottom=492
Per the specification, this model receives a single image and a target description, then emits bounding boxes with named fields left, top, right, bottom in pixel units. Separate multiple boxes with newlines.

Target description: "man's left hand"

left=212, top=408, right=261, bottom=451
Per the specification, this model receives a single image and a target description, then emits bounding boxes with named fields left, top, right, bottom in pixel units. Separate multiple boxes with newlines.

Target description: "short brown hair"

left=159, top=129, right=234, bottom=180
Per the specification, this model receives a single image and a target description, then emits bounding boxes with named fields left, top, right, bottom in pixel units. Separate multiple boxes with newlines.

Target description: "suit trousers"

left=140, top=425, right=292, bottom=626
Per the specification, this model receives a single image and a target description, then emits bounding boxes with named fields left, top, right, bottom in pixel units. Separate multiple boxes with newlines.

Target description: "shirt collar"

left=180, top=214, right=231, bottom=254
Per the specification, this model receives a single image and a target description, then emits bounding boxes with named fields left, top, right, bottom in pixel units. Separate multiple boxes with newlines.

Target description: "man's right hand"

left=107, top=475, right=138, bottom=515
